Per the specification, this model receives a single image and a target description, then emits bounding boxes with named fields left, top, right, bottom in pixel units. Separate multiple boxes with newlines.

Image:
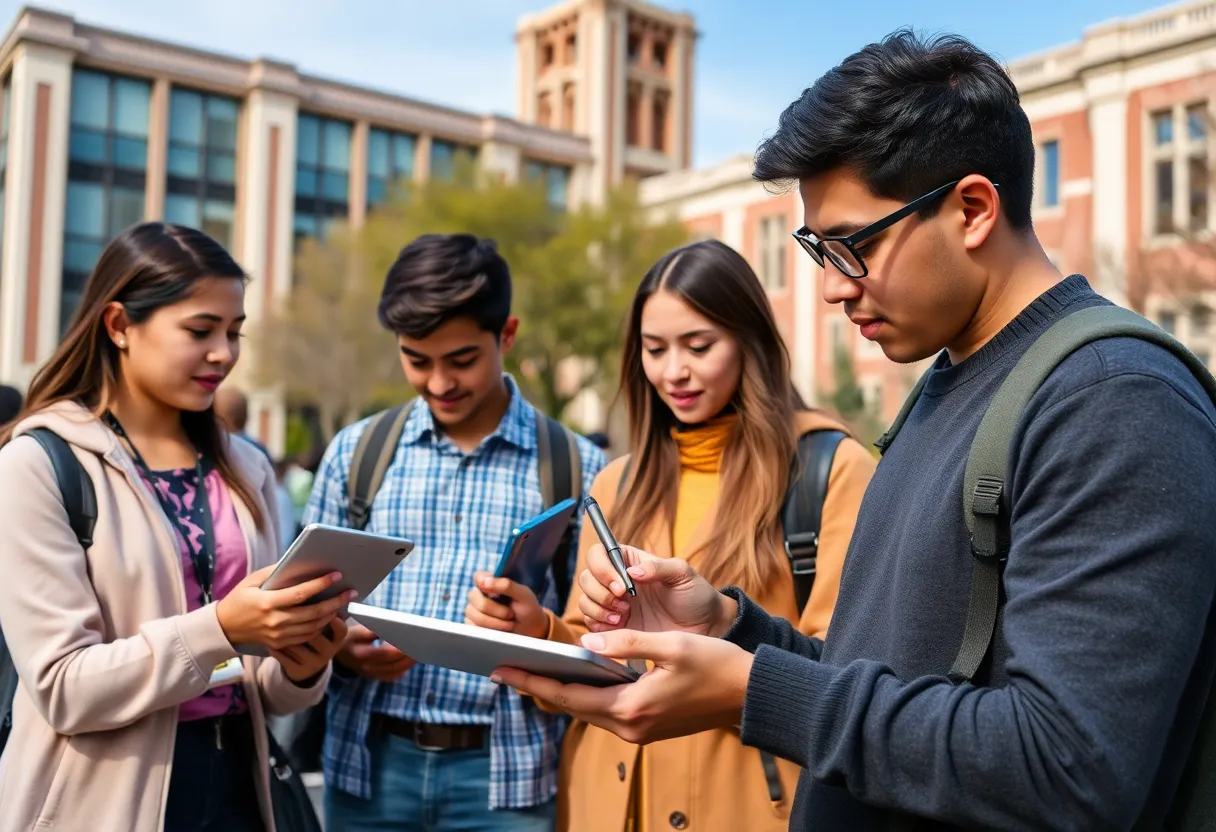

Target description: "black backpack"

left=877, top=305, right=1216, bottom=831
left=0, top=429, right=96, bottom=752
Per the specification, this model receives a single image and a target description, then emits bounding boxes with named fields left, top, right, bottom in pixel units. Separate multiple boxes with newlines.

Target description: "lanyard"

left=103, top=412, right=217, bottom=605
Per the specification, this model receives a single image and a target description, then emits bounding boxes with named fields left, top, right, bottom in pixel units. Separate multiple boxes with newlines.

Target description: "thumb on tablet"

left=480, top=574, right=537, bottom=605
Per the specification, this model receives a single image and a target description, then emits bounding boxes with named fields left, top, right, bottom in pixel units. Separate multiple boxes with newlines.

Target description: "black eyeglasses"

left=791, top=179, right=996, bottom=278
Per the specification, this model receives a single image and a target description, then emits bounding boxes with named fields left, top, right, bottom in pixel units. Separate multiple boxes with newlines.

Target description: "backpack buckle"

left=969, top=476, right=1006, bottom=562
left=349, top=496, right=371, bottom=529
left=785, top=532, right=820, bottom=576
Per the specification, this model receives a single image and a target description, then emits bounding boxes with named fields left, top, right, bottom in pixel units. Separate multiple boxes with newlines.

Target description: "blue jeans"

left=324, top=733, right=555, bottom=832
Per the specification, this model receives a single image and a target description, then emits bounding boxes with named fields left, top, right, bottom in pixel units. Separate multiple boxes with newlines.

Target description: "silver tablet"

left=234, top=524, right=414, bottom=656
left=346, top=603, right=641, bottom=688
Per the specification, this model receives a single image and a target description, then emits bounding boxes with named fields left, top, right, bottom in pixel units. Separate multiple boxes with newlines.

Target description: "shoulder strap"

left=953, top=304, right=1216, bottom=684
left=26, top=428, right=97, bottom=549
left=534, top=407, right=582, bottom=604
left=3, top=428, right=97, bottom=751
left=347, top=402, right=413, bottom=532
left=875, top=365, right=932, bottom=455
left=782, top=429, right=847, bottom=612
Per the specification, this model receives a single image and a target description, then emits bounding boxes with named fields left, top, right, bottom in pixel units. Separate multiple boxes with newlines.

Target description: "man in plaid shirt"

left=305, top=233, right=605, bottom=831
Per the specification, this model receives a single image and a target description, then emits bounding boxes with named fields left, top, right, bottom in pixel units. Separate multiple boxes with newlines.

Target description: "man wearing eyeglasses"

left=496, top=28, right=1216, bottom=831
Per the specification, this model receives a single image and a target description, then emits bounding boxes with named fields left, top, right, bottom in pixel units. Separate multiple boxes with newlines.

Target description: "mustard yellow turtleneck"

left=630, top=413, right=736, bottom=832
left=670, top=414, right=735, bottom=555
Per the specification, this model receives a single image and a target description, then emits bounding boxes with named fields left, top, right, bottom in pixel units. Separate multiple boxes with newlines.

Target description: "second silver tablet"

left=235, top=523, right=414, bottom=656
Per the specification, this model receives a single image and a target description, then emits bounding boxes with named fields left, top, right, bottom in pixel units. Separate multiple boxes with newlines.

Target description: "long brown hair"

left=613, top=239, right=801, bottom=593
left=0, top=222, right=265, bottom=528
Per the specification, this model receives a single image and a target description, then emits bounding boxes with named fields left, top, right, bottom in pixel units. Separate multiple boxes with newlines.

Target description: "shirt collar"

left=399, top=374, right=537, bottom=452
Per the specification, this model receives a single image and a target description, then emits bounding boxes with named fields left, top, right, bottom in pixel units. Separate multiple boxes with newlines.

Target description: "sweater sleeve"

left=739, top=369, right=1216, bottom=830
left=722, top=587, right=823, bottom=661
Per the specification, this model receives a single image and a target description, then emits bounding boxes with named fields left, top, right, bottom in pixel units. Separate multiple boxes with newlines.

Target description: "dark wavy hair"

left=377, top=233, right=512, bottom=338
left=754, top=29, right=1035, bottom=230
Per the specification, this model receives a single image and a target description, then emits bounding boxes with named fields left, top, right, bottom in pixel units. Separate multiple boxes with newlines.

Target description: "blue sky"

left=1, top=0, right=1178, bottom=166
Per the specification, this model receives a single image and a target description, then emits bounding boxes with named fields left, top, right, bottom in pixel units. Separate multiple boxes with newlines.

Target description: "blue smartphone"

left=489, top=497, right=578, bottom=602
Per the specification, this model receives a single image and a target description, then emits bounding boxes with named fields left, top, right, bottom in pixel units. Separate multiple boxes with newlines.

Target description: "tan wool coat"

left=0, top=401, right=329, bottom=832
left=538, top=411, right=877, bottom=832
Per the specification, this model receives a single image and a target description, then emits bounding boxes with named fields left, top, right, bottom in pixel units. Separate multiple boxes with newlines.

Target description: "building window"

left=627, top=33, right=641, bottom=64
left=1152, top=103, right=1211, bottom=236
left=1156, top=158, right=1175, bottom=234
left=367, top=127, right=415, bottom=209
left=653, top=41, right=668, bottom=70
left=1191, top=155, right=1210, bottom=232
left=565, top=34, right=577, bottom=65
left=1193, top=305, right=1210, bottom=339
left=1040, top=140, right=1060, bottom=208
left=164, top=88, right=238, bottom=250
left=294, top=113, right=351, bottom=248
left=1154, top=110, right=1174, bottom=146
left=758, top=215, right=786, bottom=291
left=541, top=42, right=555, bottom=69
left=430, top=139, right=477, bottom=181
left=561, top=84, right=576, bottom=132
left=537, top=93, right=553, bottom=129
left=1188, top=104, right=1209, bottom=233
left=626, top=84, right=641, bottom=147
left=652, top=93, right=668, bottom=153
left=524, top=160, right=571, bottom=211
left=1160, top=310, right=1177, bottom=335
left=1188, top=103, right=1208, bottom=142
left=829, top=316, right=846, bottom=352
left=63, top=69, right=151, bottom=335
left=862, top=378, right=884, bottom=414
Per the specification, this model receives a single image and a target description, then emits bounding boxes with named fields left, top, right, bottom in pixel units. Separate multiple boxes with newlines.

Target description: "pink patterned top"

left=139, top=465, right=249, bottom=721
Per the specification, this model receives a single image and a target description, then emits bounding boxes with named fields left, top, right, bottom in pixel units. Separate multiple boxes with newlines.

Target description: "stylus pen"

left=583, top=495, right=636, bottom=597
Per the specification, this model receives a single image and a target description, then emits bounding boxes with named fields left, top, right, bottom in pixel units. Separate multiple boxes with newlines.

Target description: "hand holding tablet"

left=348, top=604, right=641, bottom=688
left=231, top=523, right=415, bottom=657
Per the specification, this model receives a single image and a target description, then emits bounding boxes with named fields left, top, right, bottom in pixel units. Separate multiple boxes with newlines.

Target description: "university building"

left=0, top=0, right=1210, bottom=448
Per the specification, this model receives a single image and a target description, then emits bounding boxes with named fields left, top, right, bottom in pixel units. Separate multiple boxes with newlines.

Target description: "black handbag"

left=267, top=729, right=323, bottom=832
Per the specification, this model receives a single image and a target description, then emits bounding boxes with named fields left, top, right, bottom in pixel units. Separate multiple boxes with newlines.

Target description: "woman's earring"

left=116, top=337, right=126, bottom=348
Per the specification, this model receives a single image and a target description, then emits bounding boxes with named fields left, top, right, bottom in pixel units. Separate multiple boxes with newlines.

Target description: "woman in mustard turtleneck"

left=465, top=239, right=876, bottom=832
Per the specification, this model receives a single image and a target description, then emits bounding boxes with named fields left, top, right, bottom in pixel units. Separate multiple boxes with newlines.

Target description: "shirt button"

left=669, top=811, right=688, bottom=829
left=426, top=692, right=436, bottom=707
left=616, top=762, right=626, bottom=781
left=454, top=513, right=462, bottom=524
left=442, top=592, right=451, bottom=602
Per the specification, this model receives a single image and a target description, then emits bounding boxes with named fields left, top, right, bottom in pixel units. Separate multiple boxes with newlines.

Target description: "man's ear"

left=956, top=174, right=1000, bottom=253
left=500, top=317, right=519, bottom=352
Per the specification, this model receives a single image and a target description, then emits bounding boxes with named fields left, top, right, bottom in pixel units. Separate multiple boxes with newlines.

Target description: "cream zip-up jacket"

left=0, top=401, right=329, bottom=831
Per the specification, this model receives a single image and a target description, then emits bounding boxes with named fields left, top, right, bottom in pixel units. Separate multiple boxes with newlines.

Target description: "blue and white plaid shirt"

left=305, top=376, right=606, bottom=809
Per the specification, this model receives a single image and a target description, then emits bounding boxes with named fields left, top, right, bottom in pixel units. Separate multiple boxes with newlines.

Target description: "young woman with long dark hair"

left=0, top=222, right=350, bottom=832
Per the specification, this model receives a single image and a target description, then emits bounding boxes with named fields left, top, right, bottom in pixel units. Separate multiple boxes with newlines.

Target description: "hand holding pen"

left=583, top=495, right=635, bottom=597
left=577, top=497, right=735, bottom=640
